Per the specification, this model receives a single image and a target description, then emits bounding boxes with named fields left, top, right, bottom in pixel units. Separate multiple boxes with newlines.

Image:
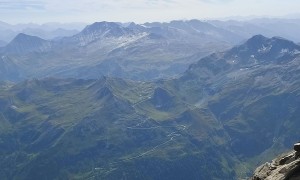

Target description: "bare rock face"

left=251, top=148, right=300, bottom=180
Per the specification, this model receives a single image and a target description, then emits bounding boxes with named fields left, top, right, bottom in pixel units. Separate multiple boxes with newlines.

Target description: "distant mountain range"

left=208, top=18, right=300, bottom=42
left=1, top=19, right=300, bottom=82
left=0, top=20, right=237, bottom=81
left=0, top=34, right=300, bottom=179
left=2, top=18, right=300, bottom=43
left=0, top=21, right=86, bottom=42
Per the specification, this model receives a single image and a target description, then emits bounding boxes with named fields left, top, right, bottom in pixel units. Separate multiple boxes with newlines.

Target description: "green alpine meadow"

left=1, top=34, right=300, bottom=179
left=1, top=0, right=300, bottom=179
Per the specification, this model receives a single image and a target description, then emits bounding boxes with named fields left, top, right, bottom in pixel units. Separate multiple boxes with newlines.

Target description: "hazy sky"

left=1, top=0, right=300, bottom=24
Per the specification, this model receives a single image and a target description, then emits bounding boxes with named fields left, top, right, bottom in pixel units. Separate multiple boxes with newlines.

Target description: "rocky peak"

left=245, top=35, right=298, bottom=49
left=251, top=143, right=300, bottom=180
left=226, top=34, right=300, bottom=65
left=74, top=21, right=142, bottom=46
left=81, top=21, right=121, bottom=35
left=127, top=22, right=147, bottom=32
left=78, top=21, right=142, bottom=39
left=183, top=35, right=300, bottom=83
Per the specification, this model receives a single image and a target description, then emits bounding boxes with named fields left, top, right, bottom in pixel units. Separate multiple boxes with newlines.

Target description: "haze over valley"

left=1, top=0, right=300, bottom=179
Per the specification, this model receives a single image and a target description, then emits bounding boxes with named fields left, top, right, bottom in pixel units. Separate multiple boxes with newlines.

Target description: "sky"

left=0, top=0, right=300, bottom=24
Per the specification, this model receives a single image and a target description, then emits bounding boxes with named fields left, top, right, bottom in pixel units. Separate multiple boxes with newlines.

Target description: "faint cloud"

left=199, top=0, right=234, bottom=3
left=0, top=1, right=45, bottom=10
left=1, top=0, right=300, bottom=24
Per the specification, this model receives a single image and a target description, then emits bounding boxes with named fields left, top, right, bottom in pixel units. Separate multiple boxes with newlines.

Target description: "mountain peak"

left=81, top=21, right=122, bottom=35
left=245, top=34, right=269, bottom=46
left=228, top=34, right=300, bottom=63
left=244, top=34, right=299, bottom=51
left=127, top=22, right=146, bottom=31
left=4, top=33, right=51, bottom=54
left=127, top=22, right=137, bottom=27
left=73, top=21, right=135, bottom=46
left=13, top=33, right=43, bottom=42
left=271, top=36, right=298, bottom=49
left=185, top=35, right=300, bottom=80
left=72, top=21, right=147, bottom=46
left=90, top=21, right=119, bottom=27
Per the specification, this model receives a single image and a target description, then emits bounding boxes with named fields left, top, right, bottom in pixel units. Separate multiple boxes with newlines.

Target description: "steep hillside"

left=0, top=78, right=236, bottom=179
left=0, top=35, right=300, bottom=179
left=173, top=35, right=300, bottom=176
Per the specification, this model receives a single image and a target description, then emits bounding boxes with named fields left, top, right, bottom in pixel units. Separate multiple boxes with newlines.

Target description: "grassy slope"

left=1, top=36, right=300, bottom=179
left=0, top=78, right=237, bottom=179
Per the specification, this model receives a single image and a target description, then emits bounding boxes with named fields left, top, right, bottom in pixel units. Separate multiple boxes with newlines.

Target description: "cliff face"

left=251, top=144, right=300, bottom=180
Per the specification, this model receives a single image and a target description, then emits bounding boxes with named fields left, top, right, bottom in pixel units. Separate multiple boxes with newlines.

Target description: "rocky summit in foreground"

left=251, top=143, right=300, bottom=180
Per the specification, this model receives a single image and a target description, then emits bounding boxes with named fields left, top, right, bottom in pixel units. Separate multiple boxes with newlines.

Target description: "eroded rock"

left=251, top=150, right=300, bottom=180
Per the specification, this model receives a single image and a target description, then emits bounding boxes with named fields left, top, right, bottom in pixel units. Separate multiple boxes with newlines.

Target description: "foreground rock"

left=251, top=150, right=300, bottom=180
left=294, top=143, right=300, bottom=152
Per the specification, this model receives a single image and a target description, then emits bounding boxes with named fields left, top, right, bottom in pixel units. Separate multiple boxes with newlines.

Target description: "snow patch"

left=280, top=48, right=300, bottom=55
left=258, top=44, right=272, bottom=53
left=280, top=48, right=290, bottom=54
left=117, top=32, right=148, bottom=48
left=10, top=105, right=18, bottom=110
left=77, top=31, right=148, bottom=47
left=292, top=49, right=300, bottom=55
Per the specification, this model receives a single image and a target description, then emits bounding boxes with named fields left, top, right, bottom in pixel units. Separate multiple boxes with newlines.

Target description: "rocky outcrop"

left=294, top=143, right=300, bottom=152
left=251, top=144, right=300, bottom=180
